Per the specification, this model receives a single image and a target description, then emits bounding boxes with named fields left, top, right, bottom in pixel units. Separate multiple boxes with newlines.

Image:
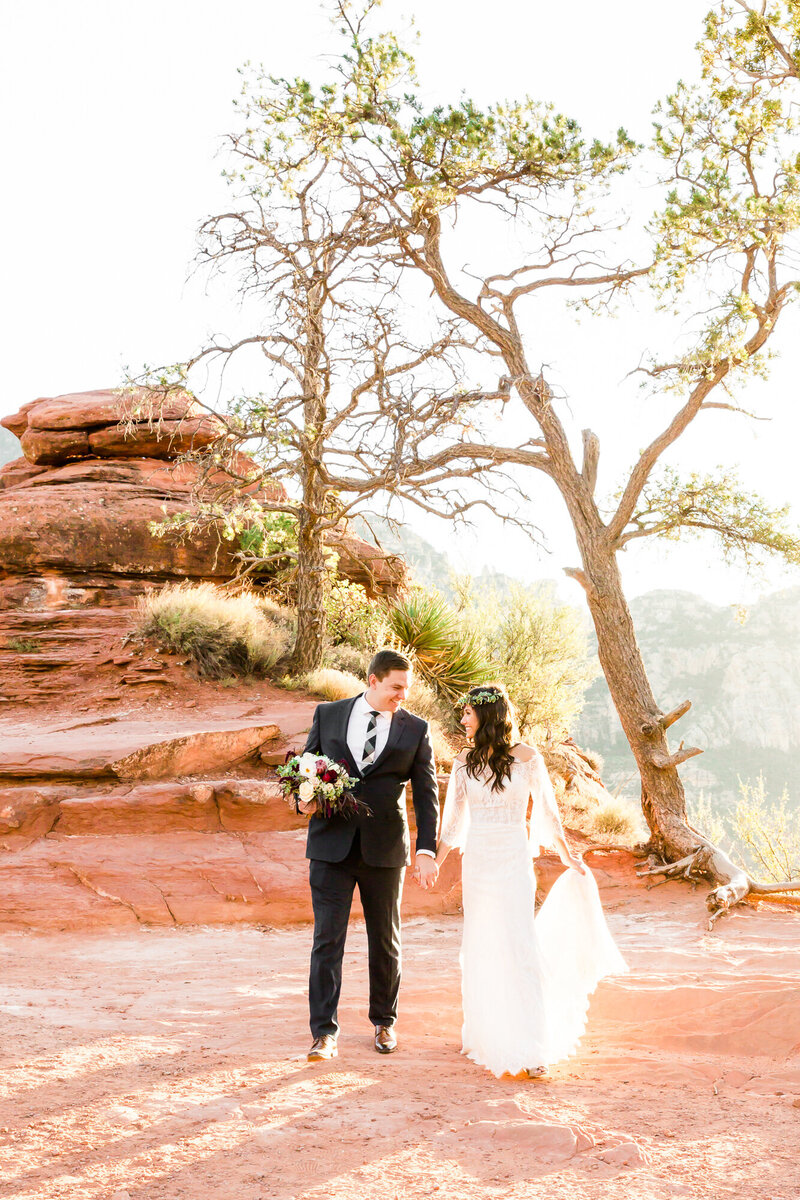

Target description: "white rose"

left=298, top=753, right=319, bottom=779
left=298, top=780, right=315, bottom=803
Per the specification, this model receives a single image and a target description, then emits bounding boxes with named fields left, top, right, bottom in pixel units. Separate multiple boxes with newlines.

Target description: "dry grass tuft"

left=590, top=795, right=641, bottom=844
left=138, top=583, right=292, bottom=679
left=294, top=668, right=364, bottom=701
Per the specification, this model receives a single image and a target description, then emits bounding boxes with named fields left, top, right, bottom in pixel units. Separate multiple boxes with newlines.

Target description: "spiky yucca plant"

left=387, top=590, right=489, bottom=704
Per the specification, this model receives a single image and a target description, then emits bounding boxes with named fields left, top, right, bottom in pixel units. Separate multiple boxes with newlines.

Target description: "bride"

left=433, top=684, right=627, bottom=1078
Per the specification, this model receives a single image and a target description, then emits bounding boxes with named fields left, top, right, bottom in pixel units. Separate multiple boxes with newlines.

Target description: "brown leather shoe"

left=307, top=1034, right=338, bottom=1062
left=374, top=1025, right=397, bottom=1054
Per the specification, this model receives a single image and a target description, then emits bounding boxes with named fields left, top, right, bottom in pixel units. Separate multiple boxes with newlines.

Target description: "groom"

left=299, top=649, right=440, bottom=1061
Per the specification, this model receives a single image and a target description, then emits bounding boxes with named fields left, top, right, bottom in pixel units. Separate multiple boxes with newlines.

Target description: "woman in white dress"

left=434, top=684, right=627, bottom=1079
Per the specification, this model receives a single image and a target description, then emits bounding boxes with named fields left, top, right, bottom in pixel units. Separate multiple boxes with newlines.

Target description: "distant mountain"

left=574, top=587, right=800, bottom=809
left=0, top=426, right=20, bottom=467
left=354, top=516, right=526, bottom=599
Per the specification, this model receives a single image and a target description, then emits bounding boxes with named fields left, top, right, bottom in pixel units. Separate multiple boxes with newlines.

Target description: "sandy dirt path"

left=1, top=889, right=800, bottom=1200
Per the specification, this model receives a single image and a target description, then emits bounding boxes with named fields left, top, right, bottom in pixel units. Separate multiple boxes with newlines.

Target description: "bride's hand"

left=562, top=851, right=587, bottom=875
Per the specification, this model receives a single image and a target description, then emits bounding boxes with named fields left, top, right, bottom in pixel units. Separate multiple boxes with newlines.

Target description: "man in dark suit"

left=299, top=649, right=440, bottom=1061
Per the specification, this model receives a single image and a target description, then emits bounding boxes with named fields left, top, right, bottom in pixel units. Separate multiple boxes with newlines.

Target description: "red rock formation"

left=325, top=529, right=408, bottom=599
left=0, top=706, right=462, bottom=929
left=0, top=386, right=407, bottom=609
left=0, top=388, right=236, bottom=609
left=25, top=388, right=199, bottom=430
left=88, top=417, right=221, bottom=459
left=20, top=427, right=90, bottom=464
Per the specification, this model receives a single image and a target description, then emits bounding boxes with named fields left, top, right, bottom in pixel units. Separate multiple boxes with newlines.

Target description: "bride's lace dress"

left=441, top=753, right=628, bottom=1077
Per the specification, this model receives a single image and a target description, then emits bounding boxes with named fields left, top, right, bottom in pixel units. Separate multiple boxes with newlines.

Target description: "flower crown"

left=456, top=688, right=504, bottom=708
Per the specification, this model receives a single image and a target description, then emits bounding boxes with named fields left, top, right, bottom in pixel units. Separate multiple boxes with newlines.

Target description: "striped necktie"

left=362, top=709, right=380, bottom=765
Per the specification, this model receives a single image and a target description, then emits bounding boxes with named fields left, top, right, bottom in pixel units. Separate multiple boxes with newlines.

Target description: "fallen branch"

left=636, top=840, right=800, bottom=929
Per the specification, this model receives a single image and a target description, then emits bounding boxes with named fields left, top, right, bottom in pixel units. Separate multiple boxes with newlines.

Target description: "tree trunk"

left=575, top=537, right=700, bottom=859
left=290, top=275, right=328, bottom=674
left=512, top=366, right=703, bottom=864
left=567, top=525, right=795, bottom=920
left=292, top=506, right=327, bottom=673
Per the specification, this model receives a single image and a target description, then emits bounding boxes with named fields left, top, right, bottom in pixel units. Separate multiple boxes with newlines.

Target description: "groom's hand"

left=413, top=854, right=438, bottom=890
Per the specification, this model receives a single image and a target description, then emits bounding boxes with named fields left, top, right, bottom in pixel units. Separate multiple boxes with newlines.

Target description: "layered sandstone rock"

left=0, top=388, right=237, bottom=609
left=0, top=706, right=463, bottom=930
left=0, top=386, right=407, bottom=609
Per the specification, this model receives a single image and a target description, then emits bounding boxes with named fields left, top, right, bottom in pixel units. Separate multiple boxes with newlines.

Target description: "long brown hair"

left=461, top=684, right=520, bottom=792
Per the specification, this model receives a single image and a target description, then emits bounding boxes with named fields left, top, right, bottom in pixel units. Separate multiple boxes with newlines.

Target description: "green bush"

left=6, top=637, right=40, bottom=653
left=688, top=778, right=800, bottom=887
left=732, top=775, right=800, bottom=883
left=454, top=580, right=596, bottom=738
left=137, top=583, right=293, bottom=679
left=324, top=580, right=390, bottom=650
left=387, top=589, right=488, bottom=704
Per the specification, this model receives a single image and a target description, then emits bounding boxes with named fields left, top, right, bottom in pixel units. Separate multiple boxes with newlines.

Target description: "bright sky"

left=2, top=0, right=798, bottom=608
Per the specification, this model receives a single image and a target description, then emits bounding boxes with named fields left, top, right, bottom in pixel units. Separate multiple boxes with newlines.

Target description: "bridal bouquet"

left=277, top=752, right=369, bottom=819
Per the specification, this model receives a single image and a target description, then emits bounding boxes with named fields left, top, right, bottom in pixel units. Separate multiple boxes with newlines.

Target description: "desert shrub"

left=453, top=580, right=596, bottom=738
left=387, top=589, right=488, bottom=703
left=293, top=668, right=364, bottom=701
left=590, top=795, right=641, bottom=844
left=237, top=510, right=298, bottom=562
left=731, top=775, right=800, bottom=883
left=428, top=719, right=457, bottom=771
left=686, top=790, right=730, bottom=849
left=578, top=746, right=604, bottom=775
left=325, top=580, right=390, bottom=650
left=137, top=583, right=292, bottom=679
left=687, top=778, right=800, bottom=886
left=405, top=675, right=456, bottom=728
left=322, top=641, right=370, bottom=679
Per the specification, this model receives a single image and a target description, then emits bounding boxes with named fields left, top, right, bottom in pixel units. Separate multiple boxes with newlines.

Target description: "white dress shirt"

left=346, top=692, right=435, bottom=859
left=347, top=691, right=392, bottom=770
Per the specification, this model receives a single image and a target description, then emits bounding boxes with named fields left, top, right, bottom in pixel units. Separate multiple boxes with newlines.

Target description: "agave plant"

left=387, top=590, right=489, bottom=704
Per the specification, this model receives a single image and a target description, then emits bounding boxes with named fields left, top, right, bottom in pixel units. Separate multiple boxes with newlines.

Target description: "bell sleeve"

left=529, top=751, right=566, bottom=855
left=440, top=761, right=469, bottom=852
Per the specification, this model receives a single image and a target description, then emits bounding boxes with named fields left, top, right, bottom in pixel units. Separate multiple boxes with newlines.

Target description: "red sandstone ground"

left=2, top=678, right=799, bottom=1198
left=1, top=861, right=799, bottom=1199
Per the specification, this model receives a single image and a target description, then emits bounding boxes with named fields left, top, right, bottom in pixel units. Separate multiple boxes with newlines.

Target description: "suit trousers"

left=308, top=831, right=405, bottom=1038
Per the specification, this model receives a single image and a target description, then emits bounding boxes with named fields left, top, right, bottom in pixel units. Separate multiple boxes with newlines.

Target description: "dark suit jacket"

left=303, top=695, right=439, bottom=868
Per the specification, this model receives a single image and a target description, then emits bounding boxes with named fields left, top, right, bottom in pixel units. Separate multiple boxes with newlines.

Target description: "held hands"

left=412, top=854, right=439, bottom=890
left=297, top=799, right=316, bottom=816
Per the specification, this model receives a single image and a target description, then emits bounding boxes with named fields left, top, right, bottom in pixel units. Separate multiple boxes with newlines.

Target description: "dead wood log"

left=636, top=838, right=800, bottom=929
